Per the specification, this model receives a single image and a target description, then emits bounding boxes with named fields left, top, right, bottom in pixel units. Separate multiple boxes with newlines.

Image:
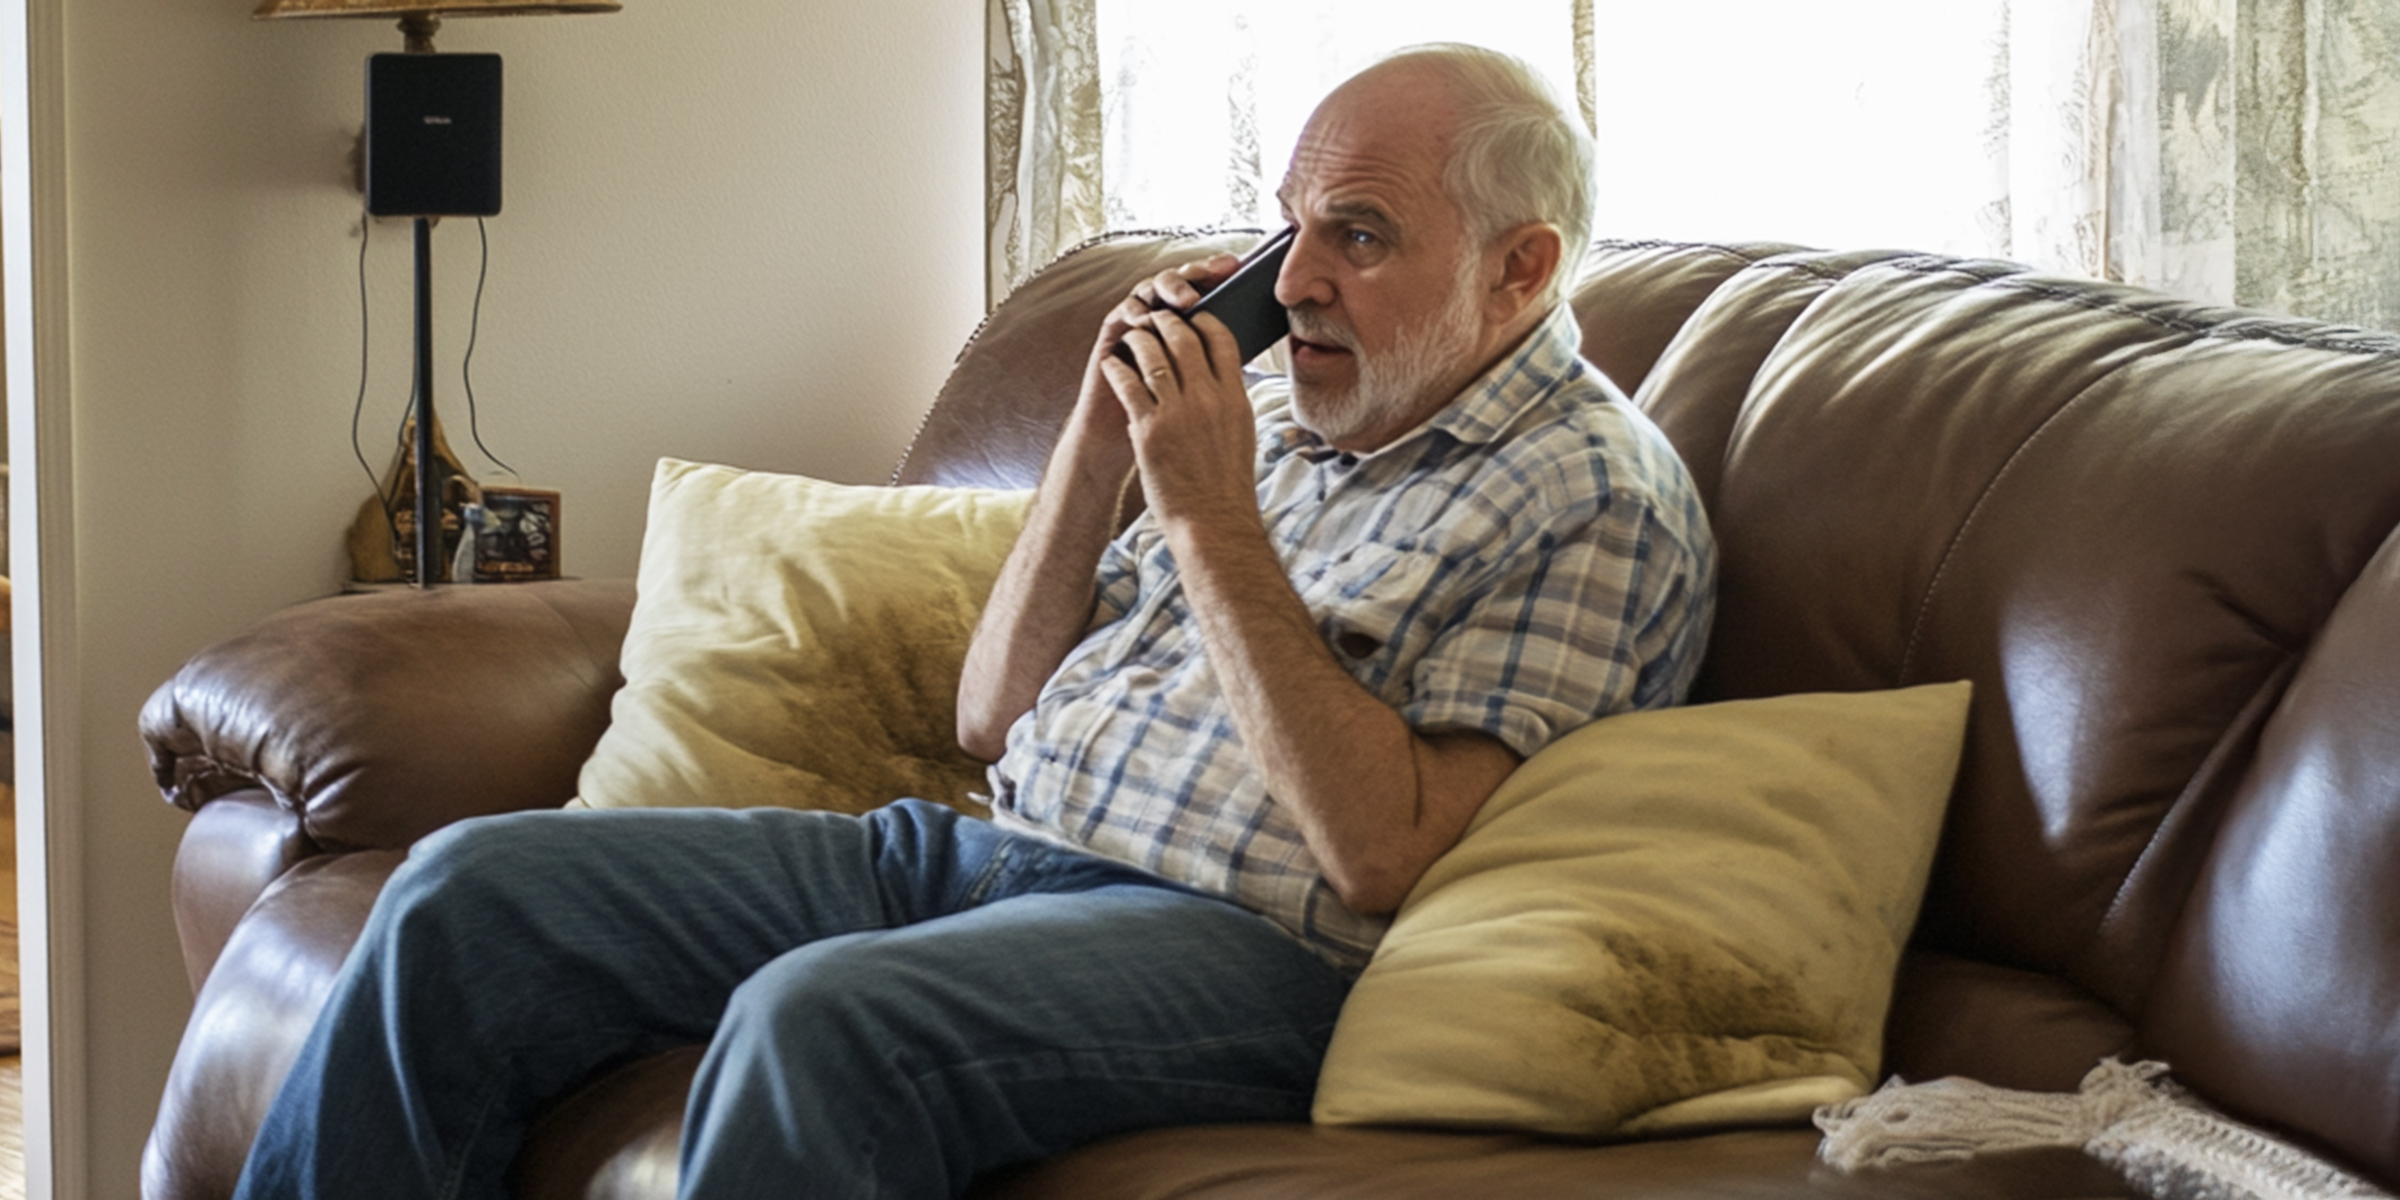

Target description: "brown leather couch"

left=140, top=232, right=2400, bottom=1199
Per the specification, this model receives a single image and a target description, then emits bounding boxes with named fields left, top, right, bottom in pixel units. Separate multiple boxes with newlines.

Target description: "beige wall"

left=42, top=1, right=985, bottom=1193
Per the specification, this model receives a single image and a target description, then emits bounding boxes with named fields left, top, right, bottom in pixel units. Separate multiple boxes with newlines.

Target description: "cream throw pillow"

left=573, top=459, right=1033, bottom=817
left=1314, top=682, right=1972, bottom=1137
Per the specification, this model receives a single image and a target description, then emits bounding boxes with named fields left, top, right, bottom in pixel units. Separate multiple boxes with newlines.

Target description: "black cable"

left=348, top=215, right=404, bottom=551
left=349, top=216, right=519, bottom=577
left=461, top=216, right=519, bottom=481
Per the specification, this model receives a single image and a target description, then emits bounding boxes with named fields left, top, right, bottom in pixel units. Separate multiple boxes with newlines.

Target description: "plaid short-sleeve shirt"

left=988, top=303, right=1716, bottom=969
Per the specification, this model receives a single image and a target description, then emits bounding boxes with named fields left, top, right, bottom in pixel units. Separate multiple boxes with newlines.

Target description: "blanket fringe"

left=1814, top=1060, right=2394, bottom=1200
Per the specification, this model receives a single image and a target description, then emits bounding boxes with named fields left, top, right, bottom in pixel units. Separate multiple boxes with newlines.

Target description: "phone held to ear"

left=1117, top=226, right=1296, bottom=369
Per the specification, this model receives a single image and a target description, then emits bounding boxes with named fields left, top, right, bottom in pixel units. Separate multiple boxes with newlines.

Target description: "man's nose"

left=1273, top=227, right=1335, bottom=311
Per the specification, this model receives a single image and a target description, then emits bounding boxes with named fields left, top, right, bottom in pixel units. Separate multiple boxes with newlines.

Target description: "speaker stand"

left=412, top=215, right=438, bottom=587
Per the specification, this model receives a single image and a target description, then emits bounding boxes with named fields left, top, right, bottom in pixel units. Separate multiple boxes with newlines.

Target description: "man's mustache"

left=1286, top=307, right=1359, bottom=352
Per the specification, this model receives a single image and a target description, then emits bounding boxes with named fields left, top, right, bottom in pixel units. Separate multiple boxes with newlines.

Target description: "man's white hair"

left=1378, top=43, right=1597, bottom=307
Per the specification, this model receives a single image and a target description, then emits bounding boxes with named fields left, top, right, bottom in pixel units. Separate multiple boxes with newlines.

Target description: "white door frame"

left=4, top=0, right=86, bottom=1194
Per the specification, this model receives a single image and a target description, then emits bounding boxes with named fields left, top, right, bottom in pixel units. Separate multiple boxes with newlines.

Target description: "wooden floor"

left=0, top=585, right=21, bottom=1200
left=0, top=1056, right=20, bottom=1200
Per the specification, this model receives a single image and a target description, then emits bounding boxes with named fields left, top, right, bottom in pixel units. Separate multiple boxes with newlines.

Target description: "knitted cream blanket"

left=1815, top=1060, right=2393, bottom=1200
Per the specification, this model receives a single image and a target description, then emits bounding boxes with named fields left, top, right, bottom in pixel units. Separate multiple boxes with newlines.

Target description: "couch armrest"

left=142, top=578, right=637, bottom=852
left=144, top=848, right=404, bottom=1200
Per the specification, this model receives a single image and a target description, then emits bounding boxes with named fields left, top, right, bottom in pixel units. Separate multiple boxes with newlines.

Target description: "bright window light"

left=1587, top=0, right=2007, bottom=253
left=1094, top=0, right=2011, bottom=258
left=1099, top=0, right=1576, bottom=231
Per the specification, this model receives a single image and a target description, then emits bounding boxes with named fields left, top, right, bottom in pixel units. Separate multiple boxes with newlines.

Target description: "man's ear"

left=1482, top=222, right=1565, bottom=325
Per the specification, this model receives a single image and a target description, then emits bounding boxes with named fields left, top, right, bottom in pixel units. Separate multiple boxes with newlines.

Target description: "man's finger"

left=1180, top=252, right=1241, bottom=285
left=1153, top=275, right=1202, bottom=311
left=1138, top=252, right=1245, bottom=322
left=1097, top=354, right=1154, bottom=418
left=1156, top=252, right=1237, bottom=308
left=1188, top=313, right=1243, bottom=377
left=1114, top=329, right=1180, bottom=398
left=1152, top=310, right=1228, bottom=384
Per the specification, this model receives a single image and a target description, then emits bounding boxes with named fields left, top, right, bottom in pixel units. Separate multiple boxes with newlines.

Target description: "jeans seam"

left=911, top=1026, right=1331, bottom=1101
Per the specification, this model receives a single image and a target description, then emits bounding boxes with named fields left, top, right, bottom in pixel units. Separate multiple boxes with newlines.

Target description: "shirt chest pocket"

left=1297, top=545, right=1452, bottom=695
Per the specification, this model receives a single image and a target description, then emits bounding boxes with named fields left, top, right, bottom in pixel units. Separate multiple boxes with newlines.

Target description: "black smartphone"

left=1117, top=226, right=1296, bottom=367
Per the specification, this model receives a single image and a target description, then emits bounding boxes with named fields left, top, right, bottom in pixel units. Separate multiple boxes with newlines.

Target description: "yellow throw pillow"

left=1313, top=682, right=1972, bottom=1137
left=573, top=459, right=1033, bottom=817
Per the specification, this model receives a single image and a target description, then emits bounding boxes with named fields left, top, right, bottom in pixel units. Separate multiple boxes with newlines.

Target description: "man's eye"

left=1346, top=229, right=1379, bottom=248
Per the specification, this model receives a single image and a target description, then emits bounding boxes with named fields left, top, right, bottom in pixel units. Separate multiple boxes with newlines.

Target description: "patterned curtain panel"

left=2161, top=0, right=2400, bottom=329
left=988, top=0, right=2400, bottom=331
left=986, top=0, right=1105, bottom=308
left=2005, top=0, right=2400, bottom=331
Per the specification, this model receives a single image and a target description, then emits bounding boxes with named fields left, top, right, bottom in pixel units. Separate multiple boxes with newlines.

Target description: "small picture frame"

left=475, top=486, right=562, bottom=582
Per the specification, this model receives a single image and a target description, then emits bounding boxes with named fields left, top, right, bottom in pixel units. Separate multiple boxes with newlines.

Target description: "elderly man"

left=232, top=42, right=1713, bottom=1200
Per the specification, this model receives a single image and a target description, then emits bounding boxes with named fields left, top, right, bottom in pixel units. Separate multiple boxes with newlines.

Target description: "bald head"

left=1313, top=52, right=1471, bottom=153
left=1328, top=45, right=1595, bottom=307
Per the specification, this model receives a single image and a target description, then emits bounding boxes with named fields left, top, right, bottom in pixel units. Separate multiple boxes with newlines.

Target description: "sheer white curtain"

left=2144, top=0, right=2400, bottom=330
left=988, top=0, right=2400, bottom=330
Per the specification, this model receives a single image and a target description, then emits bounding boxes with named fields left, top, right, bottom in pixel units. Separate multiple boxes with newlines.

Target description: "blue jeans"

left=232, top=800, right=1354, bottom=1200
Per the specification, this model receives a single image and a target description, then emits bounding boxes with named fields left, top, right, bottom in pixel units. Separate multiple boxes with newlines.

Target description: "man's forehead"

left=1277, top=87, right=1455, bottom=218
left=1286, top=129, right=1449, bottom=226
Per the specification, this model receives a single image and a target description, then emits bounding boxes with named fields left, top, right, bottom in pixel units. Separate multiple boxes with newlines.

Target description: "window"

left=992, top=0, right=2400, bottom=330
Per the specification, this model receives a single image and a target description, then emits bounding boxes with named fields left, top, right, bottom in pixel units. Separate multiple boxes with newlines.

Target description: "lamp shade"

left=254, top=0, right=621, bottom=17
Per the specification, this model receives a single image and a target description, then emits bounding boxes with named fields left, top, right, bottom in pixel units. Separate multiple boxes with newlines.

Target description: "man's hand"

left=1071, top=253, right=1244, bottom=487
left=1101, top=285, right=1261, bottom=535
left=954, top=254, right=1242, bottom=763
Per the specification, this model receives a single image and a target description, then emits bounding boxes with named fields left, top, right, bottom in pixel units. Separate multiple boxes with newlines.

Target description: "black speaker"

left=366, top=52, right=503, bottom=218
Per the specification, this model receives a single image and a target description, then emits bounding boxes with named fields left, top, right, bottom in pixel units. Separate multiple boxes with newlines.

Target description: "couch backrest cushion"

left=1642, top=249, right=2400, bottom=970
left=1565, top=239, right=1806, bottom=404
left=1623, top=248, right=2400, bottom=1183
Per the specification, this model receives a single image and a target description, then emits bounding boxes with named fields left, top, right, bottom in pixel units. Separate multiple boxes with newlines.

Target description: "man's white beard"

left=1287, top=254, right=1485, bottom=446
